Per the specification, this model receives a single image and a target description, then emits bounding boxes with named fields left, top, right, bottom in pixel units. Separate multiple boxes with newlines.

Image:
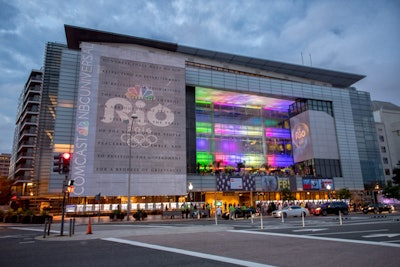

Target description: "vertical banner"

left=72, top=43, right=186, bottom=196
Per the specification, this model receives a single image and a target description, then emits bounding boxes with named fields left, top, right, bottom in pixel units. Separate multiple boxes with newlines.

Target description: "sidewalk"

left=4, top=215, right=231, bottom=242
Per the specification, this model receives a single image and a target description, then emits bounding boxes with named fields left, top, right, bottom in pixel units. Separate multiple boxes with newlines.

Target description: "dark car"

left=313, top=201, right=349, bottom=216
left=221, top=207, right=257, bottom=219
left=362, top=203, right=392, bottom=214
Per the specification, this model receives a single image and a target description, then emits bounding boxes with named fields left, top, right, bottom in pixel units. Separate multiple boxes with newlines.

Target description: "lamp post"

left=188, top=182, right=193, bottom=202
left=326, top=184, right=331, bottom=200
left=126, top=113, right=138, bottom=221
left=373, top=183, right=380, bottom=203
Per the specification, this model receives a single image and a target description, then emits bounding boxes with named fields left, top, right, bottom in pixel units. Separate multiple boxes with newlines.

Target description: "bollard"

left=339, top=212, right=343, bottom=225
left=43, top=219, right=48, bottom=238
left=72, top=218, right=75, bottom=235
left=281, top=212, right=285, bottom=223
left=47, top=218, right=51, bottom=236
left=302, top=212, right=305, bottom=227
left=69, top=219, right=72, bottom=237
left=260, top=214, right=264, bottom=229
left=250, top=212, right=254, bottom=224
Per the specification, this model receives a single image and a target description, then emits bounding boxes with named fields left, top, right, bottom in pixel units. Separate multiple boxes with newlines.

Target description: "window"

left=379, top=135, right=384, bottom=142
left=382, top=157, right=388, bottom=164
left=385, top=169, right=391, bottom=175
left=380, top=146, right=386, bottom=153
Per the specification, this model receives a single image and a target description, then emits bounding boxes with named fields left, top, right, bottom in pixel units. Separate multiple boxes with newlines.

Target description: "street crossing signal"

left=53, top=153, right=72, bottom=174
left=61, top=153, right=71, bottom=173
left=53, top=154, right=62, bottom=173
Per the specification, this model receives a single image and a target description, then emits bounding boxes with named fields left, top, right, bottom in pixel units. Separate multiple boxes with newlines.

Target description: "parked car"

left=272, top=205, right=307, bottom=218
left=234, top=207, right=258, bottom=219
left=362, top=203, right=392, bottom=214
left=313, top=201, right=349, bottom=216
left=221, top=207, right=257, bottom=219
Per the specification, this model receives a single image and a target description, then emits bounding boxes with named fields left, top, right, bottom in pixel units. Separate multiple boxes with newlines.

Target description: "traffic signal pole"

left=60, top=175, right=67, bottom=236
left=55, top=152, right=72, bottom=236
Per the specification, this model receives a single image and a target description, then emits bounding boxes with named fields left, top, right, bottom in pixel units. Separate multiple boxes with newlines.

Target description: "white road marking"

left=307, top=229, right=387, bottom=236
left=363, top=233, right=400, bottom=238
left=229, top=230, right=400, bottom=248
left=19, top=241, right=35, bottom=244
left=292, top=228, right=327, bottom=232
left=103, top=237, right=278, bottom=267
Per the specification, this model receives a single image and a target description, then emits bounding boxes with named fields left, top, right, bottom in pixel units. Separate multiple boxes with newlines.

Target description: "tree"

left=337, top=188, right=352, bottom=200
left=392, top=161, right=400, bottom=185
left=382, top=181, right=400, bottom=200
left=0, top=177, right=12, bottom=205
left=281, top=188, right=295, bottom=201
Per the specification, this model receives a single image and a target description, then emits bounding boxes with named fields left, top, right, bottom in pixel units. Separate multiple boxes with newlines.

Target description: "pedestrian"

left=181, top=203, right=185, bottom=218
left=229, top=205, right=236, bottom=220
left=185, top=204, right=189, bottom=219
left=206, top=203, right=211, bottom=217
left=216, top=206, right=222, bottom=218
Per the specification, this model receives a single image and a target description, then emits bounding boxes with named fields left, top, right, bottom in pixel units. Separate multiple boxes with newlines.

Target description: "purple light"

left=265, top=128, right=291, bottom=139
left=267, top=155, right=293, bottom=167
left=196, top=138, right=209, bottom=150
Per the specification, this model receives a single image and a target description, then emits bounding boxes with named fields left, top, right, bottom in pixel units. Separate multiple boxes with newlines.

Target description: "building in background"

left=0, top=153, right=12, bottom=205
left=9, top=25, right=385, bottom=212
left=373, top=101, right=400, bottom=184
left=0, top=153, right=11, bottom=178
left=8, top=70, right=43, bottom=204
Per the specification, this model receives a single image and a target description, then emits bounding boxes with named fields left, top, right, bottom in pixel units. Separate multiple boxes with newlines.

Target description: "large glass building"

left=10, top=25, right=384, bottom=212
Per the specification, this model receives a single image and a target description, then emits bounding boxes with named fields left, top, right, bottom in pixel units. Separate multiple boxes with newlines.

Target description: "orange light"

left=66, top=186, right=74, bottom=193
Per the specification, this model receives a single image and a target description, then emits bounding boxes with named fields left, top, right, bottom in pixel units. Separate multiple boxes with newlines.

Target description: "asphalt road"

left=1, top=213, right=399, bottom=267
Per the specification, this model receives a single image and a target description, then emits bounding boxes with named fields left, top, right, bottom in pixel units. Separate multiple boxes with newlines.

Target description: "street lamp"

left=326, top=184, right=332, bottom=200
left=373, top=183, right=380, bottom=203
left=126, top=113, right=138, bottom=221
left=188, top=182, right=193, bottom=202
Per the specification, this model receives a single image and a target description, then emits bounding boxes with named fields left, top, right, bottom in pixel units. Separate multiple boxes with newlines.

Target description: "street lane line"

left=103, top=237, right=278, bottom=267
left=363, top=233, right=400, bottom=238
left=307, top=229, right=387, bottom=236
left=292, top=228, right=327, bottom=232
left=229, top=230, right=400, bottom=248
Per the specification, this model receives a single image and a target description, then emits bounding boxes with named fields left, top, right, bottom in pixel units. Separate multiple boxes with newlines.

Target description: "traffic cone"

left=86, top=218, right=93, bottom=235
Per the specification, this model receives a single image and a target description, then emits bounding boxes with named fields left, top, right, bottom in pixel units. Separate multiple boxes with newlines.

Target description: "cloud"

left=0, top=0, right=399, bottom=152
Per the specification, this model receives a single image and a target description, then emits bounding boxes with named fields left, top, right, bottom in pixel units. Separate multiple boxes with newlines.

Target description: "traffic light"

left=53, top=154, right=62, bottom=173
left=61, top=153, right=71, bottom=173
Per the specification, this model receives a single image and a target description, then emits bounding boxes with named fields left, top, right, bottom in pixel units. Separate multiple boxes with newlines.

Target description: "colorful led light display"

left=195, top=87, right=294, bottom=169
left=195, top=87, right=293, bottom=111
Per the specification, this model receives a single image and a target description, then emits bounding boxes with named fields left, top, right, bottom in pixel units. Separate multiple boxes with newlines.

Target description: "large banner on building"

left=302, top=178, right=334, bottom=190
left=261, top=175, right=297, bottom=191
left=290, top=110, right=339, bottom=163
left=290, top=112, right=313, bottom=163
left=217, top=173, right=255, bottom=191
left=71, top=42, right=186, bottom=196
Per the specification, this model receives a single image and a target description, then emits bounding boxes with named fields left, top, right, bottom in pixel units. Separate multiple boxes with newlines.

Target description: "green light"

left=196, top=122, right=212, bottom=134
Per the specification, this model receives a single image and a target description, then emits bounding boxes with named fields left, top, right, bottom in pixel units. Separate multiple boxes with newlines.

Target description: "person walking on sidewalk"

left=229, top=205, right=236, bottom=220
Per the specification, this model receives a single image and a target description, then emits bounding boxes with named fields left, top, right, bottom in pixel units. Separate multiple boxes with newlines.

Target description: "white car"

left=272, top=205, right=307, bottom=218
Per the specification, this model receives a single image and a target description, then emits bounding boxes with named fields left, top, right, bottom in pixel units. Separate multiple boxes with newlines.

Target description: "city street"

left=1, top=213, right=399, bottom=267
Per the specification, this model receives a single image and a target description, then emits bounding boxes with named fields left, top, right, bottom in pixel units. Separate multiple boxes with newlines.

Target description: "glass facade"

left=34, top=43, right=66, bottom=195
left=194, top=91, right=293, bottom=173
left=349, top=90, right=385, bottom=189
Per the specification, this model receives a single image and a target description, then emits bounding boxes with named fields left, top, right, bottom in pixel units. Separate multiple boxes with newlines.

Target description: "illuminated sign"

left=292, top=123, right=309, bottom=149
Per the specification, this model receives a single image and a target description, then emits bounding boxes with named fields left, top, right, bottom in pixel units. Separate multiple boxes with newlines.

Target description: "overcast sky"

left=0, top=0, right=399, bottom=153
